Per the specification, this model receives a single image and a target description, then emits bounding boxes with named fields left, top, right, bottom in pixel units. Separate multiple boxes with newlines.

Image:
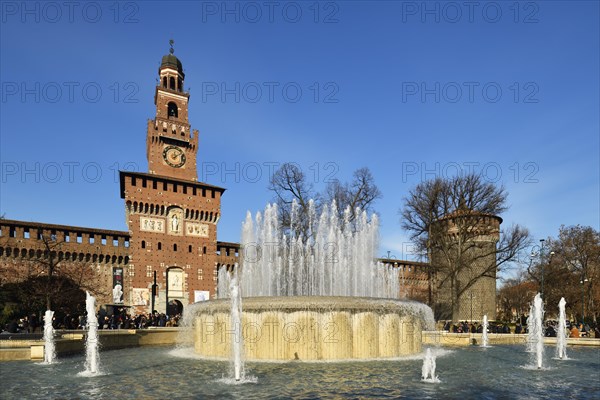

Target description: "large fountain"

left=190, top=201, right=434, bottom=361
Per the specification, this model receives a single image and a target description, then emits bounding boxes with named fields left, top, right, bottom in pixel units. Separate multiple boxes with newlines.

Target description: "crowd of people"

left=441, top=319, right=600, bottom=338
left=3, top=310, right=600, bottom=338
left=2, top=313, right=41, bottom=334
left=95, top=312, right=181, bottom=330
left=1, top=310, right=181, bottom=334
left=443, top=320, right=512, bottom=334
left=559, top=322, right=600, bottom=338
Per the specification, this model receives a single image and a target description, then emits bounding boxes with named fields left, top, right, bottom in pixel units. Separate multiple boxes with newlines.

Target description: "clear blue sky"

left=1, top=1, right=598, bottom=271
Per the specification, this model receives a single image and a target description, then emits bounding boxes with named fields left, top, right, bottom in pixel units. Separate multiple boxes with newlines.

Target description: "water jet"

left=482, top=314, right=489, bottom=347
left=42, top=310, right=56, bottom=364
left=83, top=291, right=100, bottom=375
left=556, top=297, right=568, bottom=360
left=527, top=293, right=545, bottom=369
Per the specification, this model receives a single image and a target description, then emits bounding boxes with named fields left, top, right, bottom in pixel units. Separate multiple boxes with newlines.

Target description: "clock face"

left=163, top=146, right=186, bottom=168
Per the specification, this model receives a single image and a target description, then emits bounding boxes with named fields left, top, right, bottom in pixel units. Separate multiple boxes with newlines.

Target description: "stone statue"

left=171, top=214, right=179, bottom=232
left=113, top=283, right=123, bottom=304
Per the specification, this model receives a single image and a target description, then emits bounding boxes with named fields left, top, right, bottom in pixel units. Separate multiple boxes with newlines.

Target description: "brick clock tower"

left=120, top=45, right=225, bottom=315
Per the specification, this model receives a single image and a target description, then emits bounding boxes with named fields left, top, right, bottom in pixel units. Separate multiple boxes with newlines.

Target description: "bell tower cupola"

left=146, top=40, right=199, bottom=181
left=160, top=40, right=185, bottom=94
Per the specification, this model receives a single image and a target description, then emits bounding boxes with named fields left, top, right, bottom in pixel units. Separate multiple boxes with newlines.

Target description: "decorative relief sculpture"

left=186, top=222, right=209, bottom=237
left=140, top=217, right=165, bottom=233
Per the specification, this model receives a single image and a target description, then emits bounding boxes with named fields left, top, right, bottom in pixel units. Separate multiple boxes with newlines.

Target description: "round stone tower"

left=430, top=204, right=502, bottom=322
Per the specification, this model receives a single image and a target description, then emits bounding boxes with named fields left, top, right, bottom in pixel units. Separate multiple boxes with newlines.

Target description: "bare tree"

left=325, top=167, right=382, bottom=223
left=36, top=234, right=101, bottom=310
left=497, top=272, right=537, bottom=322
left=402, top=175, right=510, bottom=251
left=269, top=163, right=320, bottom=238
left=550, top=225, right=599, bottom=322
left=1, top=234, right=101, bottom=314
left=400, top=174, right=531, bottom=321
left=269, top=163, right=381, bottom=237
left=400, top=178, right=447, bottom=257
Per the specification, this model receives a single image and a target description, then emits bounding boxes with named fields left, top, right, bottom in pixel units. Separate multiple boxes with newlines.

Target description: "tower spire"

left=147, top=47, right=198, bottom=180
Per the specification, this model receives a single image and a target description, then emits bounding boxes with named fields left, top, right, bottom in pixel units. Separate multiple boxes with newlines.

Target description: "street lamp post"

left=382, top=251, right=396, bottom=260
left=539, top=239, right=545, bottom=298
left=151, top=271, right=157, bottom=314
left=530, top=239, right=555, bottom=300
left=580, top=277, right=589, bottom=324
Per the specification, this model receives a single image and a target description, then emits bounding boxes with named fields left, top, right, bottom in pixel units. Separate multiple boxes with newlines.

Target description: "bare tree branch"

left=269, top=164, right=381, bottom=237
left=325, top=167, right=382, bottom=224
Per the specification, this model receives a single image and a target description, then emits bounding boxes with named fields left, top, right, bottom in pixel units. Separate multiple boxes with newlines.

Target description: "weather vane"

left=169, top=39, right=174, bottom=54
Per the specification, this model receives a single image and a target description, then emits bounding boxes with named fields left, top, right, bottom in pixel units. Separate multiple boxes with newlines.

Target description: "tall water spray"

left=421, top=348, right=438, bottom=382
left=202, top=200, right=434, bottom=362
left=218, top=201, right=401, bottom=298
left=84, top=291, right=100, bottom=374
left=526, top=304, right=534, bottom=353
left=482, top=315, right=489, bottom=347
left=527, top=293, right=545, bottom=369
left=556, top=297, right=568, bottom=360
left=229, top=269, right=244, bottom=381
left=43, top=310, right=56, bottom=364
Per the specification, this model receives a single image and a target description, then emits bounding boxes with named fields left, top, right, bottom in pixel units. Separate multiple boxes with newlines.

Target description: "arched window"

left=163, top=77, right=167, bottom=88
left=188, top=245, right=192, bottom=253
left=158, top=242, right=162, bottom=250
left=168, top=102, right=178, bottom=118
left=169, top=77, right=176, bottom=90
left=178, top=78, right=183, bottom=92
left=141, top=240, right=146, bottom=249
left=173, top=244, right=178, bottom=251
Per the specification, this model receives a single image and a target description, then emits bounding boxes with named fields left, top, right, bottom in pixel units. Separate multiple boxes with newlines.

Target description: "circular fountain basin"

left=192, top=296, right=433, bottom=361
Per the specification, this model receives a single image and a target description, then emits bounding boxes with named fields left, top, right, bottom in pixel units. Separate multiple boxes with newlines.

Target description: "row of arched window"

left=185, top=208, right=219, bottom=223
left=0, top=246, right=129, bottom=265
left=126, top=201, right=220, bottom=223
left=128, top=202, right=168, bottom=216
left=162, top=76, right=183, bottom=92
